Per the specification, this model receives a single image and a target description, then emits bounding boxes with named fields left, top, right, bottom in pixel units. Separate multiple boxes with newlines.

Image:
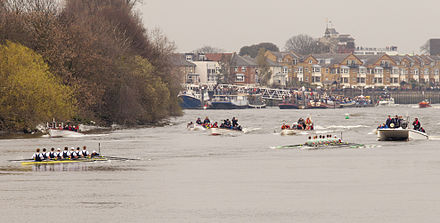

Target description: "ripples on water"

left=1, top=106, right=440, bottom=222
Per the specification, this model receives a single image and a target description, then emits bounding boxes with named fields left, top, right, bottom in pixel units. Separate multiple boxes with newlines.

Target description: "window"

left=242, top=66, right=246, bottom=72
left=414, top=69, right=419, bottom=75
left=359, top=67, right=366, bottom=74
left=424, top=68, right=429, bottom=75
left=283, top=67, right=288, bottom=74
left=374, top=68, right=383, bottom=75
left=313, top=67, right=321, bottom=73
left=309, top=60, right=313, bottom=64
left=234, top=67, right=238, bottom=72
left=357, top=77, right=365, bottom=83
left=236, top=73, right=245, bottom=82
left=297, top=67, right=303, bottom=74
left=312, top=76, right=320, bottom=83
left=435, top=69, right=439, bottom=75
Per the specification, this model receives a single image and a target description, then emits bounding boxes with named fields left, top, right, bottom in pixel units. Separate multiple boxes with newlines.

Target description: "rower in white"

left=81, top=146, right=90, bottom=158
left=55, top=148, right=62, bottom=159
left=32, top=148, right=44, bottom=161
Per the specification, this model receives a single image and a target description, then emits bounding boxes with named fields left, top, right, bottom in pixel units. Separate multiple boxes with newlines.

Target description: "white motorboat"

left=377, top=128, right=428, bottom=141
left=377, top=98, right=395, bottom=106
left=187, top=124, right=207, bottom=131
left=280, top=129, right=313, bottom=136
left=48, top=129, right=84, bottom=138
left=210, top=128, right=242, bottom=136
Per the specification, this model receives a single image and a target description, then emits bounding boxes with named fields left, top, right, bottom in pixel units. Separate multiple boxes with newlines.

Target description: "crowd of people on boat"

left=304, top=135, right=343, bottom=146
left=377, top=115, right=425, bottom=132
left=188, top=116, right=242, bottom=131
left=281, top=117, right=314, bottom=130
left=48, top=122, right=80, bottom=132
left=31, top=146, right=100, bottom=162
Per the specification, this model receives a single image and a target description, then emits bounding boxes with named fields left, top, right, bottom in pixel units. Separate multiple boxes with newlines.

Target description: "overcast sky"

left=137, top=0, right=440, bottom=54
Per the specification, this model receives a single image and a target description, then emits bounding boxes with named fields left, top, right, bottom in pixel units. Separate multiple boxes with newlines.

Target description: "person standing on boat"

left=391, top=115, right=401, bottom=128
left=412, top=118, right=421, bottom=131
left=81, top=146, right=90, bottom=158
left=232, top=117, right=238, bottom=128
left=385, top=115, right=392, bottom=128
left=32, top=148, right=44, bottom=162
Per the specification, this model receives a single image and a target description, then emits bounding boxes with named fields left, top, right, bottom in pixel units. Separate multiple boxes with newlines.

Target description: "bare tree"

left=285, top=34, right=328, bottom=55
left=255, top=48, right=271, bottom=86
left=194, top=45, right=224, bottom=54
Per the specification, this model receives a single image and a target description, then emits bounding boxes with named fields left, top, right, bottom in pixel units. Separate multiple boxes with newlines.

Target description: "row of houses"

left=172, top=51, right=440, bottom=89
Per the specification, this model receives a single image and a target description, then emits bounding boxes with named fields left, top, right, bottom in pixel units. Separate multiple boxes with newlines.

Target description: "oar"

left=104, top=156, right=140, bottom=161
left=8, top=158, right=33, bottom=162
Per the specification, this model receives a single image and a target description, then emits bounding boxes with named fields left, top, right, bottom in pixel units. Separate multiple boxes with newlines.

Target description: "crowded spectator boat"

left=178, top=85, right=209, bottom=109
left=306, top=100, right=337, bottom=109
left=280, top=117, right=314, bottom=136
left=46, top=121, right=84, bottom=138
left=376, top=116, right=428, bottom=141
left=377, top=97, right=395, bottom=106
left=209, top=94, right=249, bottom=109
left=248, top=94, right=266, bottom=109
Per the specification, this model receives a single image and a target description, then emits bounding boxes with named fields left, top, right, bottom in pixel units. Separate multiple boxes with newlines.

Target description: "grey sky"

left=138, top=0, right=440, bottom=54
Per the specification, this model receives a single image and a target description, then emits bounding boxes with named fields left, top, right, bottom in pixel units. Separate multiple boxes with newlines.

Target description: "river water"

left=1, top=106, right=440, bottom=222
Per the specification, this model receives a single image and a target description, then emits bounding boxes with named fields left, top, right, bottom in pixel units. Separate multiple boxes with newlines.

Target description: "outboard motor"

left=401, top=120, right=408, bottom=129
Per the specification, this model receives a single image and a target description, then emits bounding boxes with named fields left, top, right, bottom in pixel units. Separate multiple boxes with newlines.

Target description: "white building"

left=192, top=61, right=221, bottom=85
left=354, top=46, right=400, bottom=56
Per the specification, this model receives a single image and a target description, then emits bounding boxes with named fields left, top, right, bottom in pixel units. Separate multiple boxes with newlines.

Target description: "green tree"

left=0, top=41, right=76, bottom=131
left=239, top=42, right=279, bottom=58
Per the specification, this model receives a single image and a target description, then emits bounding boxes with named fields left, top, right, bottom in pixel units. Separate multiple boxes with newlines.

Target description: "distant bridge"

left=210, top=84, right=299, bottom=101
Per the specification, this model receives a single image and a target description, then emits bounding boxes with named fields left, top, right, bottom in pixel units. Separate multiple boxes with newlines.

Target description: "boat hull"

left=210, top=128, right=242, bottom=135
left=280, top=129, right=312, bottom=136
left=210, top=102, right=248, bottom=109
left=279, top=103, right=299, bottom=109
left=21, top=157, right=108, bottom=165
left=48, top=129, right=84, bottom=138
left=377, top=129, right=409, bottom=141
left=179, top=95, right=202, bottom=109
left=419, top=102, right=431, bottom=108
left=248, top=104, right=266, bottom=109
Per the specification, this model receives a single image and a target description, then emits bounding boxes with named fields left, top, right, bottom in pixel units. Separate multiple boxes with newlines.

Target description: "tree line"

left=0, top=0, right=181, bottom=132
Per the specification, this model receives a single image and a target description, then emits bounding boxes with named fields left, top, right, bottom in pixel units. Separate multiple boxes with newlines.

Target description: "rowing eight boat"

left=21, top=157, right=108, bottom=166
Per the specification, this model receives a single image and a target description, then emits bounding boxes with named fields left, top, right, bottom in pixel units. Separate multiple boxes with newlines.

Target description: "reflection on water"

left=0, top=162, right=141, bottom=173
